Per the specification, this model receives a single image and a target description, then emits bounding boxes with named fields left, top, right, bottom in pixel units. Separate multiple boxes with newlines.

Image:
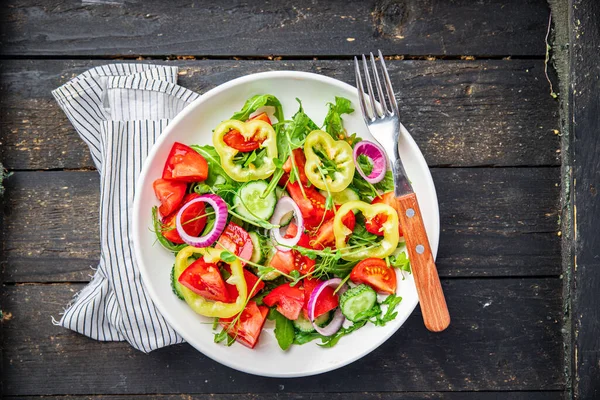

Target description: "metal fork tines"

left=354, top=50, right=412, bottom=196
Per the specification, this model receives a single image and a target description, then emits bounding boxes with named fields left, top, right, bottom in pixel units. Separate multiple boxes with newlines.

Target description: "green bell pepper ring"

left=334, top=200, right=400, bottom=261
left=304, top=130, right=355, bottom=192
left=213, top=119, right=278, bottom=182
left=174, top=246, right=248, bottom=318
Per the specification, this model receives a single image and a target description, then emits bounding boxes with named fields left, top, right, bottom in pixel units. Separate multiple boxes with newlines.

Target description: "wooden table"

left=0, top=0, right=598, bottom=398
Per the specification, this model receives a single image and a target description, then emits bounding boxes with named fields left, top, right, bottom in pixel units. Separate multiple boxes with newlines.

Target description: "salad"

left=151, top=94, right=411, bottom=350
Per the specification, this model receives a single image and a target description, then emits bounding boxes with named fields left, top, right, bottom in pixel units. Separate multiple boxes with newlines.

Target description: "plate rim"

left=132, top=70, right=440, bottom=377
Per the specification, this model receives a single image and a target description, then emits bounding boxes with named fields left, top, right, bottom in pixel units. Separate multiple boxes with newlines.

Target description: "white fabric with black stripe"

left=52, top=64, right=200, bottom=352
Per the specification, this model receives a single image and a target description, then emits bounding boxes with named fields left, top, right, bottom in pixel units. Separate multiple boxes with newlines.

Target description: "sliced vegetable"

left=287, top=182, right=333, bottom=228
left=178, top=257, right=231, bottom=302
left=213, top=119, right=277, bottom=182
left=270, top=196, right=304, bottom=251
left=163, top=142, right=209, bottom=182
left=282, top=148, right=308, bottom=185
left=234, top=180, right=277, bottom=222
left=225, top=266, right=265, bottom=300
left=174, top=246, right=247, bottom=318
left=371, top=191, right=404, bottom=237
left=175, top=194, right=228, bottom=248
left=153, top=178, right=187, bottom=217
left=171, top=264, right=185, bottom=300
left=223, top=113, right=273, bottom=152
left=339, top=284, right=378, bottom=322
left=162, top=194, right=207, bottom=244
left=219, top=301, right=268, bottom=349
left=293, top=312, right=331, bottom=333
left=310, top=210, right=355, bottom=250
left=302, top=278, right=339, bottom=319
left=269, top=248, right=315, bottom=276
left=215, top=222, right=253, bottom=263
left=303, top=130, right=355, bottom=192
left=263, top=283, right=305, bottom=320
left=334, top=200, right=400, bottom=261
left=353, top=140, right=388, bottom=184
left=320, top=187, right=360, bottom=205
left=307, top=278, right=347, bottom=336
left=350, top=258, right=397, bottom=295
left=249, top=232, right=266, bottom=264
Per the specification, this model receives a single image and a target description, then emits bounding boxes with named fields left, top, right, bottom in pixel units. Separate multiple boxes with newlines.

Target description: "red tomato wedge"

left=224, top=266, right=265, bottom=300
left=302, top=278, right=339, bottom=319
left=263, top=283, right=305, bottom=320
left=220, top=301, right=268, bottom=349
left=283, top=222, right=312, bottom=248
left=161, top=194, right=207, bottom=244
left=153, top=178, right=187, bottom=217
left=269, top=248, right=316, bottom=276
left=178, top=258, right=230, bottom=302
left=215, top=222, right=253, bottom=263
left=287, top=182, right=334, bottom=229
left=350, top=258, right=397, bottom=295
left=370, top=192, right=404, bottom=237
left=162, top=142, right=209, bottom=182
left=222, top=113, right=272, bottom=152
left=282, top=148, right=308, bottom=184
left=310, top=210, right=355, bottom=250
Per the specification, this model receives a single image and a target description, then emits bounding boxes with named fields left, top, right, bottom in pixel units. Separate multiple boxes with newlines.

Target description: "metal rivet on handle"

left=416, top=244, right=425, bottom=254
left=406, top=208, right=415, bottom=218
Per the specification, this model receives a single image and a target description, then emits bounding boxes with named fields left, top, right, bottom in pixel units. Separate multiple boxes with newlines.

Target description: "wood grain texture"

left=1, top=278, right=564, bottom=395
left=0, top=0, right=550, bottom=57
left=0, top=59, right=561, bottom=170
left=3, top=392, right=565, bottom=400
left=396, top=192, right=450, bottom=332
left=569, top=0, right=600, bottom=398
left=0, top=167, right=560, bottom=283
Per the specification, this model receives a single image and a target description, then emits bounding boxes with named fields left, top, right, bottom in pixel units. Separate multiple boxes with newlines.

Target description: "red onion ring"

left=353, top=140, right=388, bottom=184
left=270, top=196, right=304, bottom=252
left=308, top=278, right=348, bottom=336
left=175, top=194, right=228, bottom=248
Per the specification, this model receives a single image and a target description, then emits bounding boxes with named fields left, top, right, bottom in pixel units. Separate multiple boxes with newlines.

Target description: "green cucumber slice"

left=249, top=231, right=266, bottom=264
left=339, top=284, right=377, bottom=322
left=293, top=312, right=331, bottom=332
left=320, top=187, right=360, bottom=205
left=171, top=264, right=185, bottom=300
left=234, top=180, right=277, bottom=222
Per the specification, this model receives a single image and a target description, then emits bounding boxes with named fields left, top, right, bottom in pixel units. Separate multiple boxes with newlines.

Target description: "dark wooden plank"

left=0, top=59, right=561, bottom=170
left=1, top=167, right=560, bottom=283
left=1, top=278, right=564, bottom=395
left=0, top=0, right=550, bottom=57
left=4, top=392, right=565, bottom=400
left=569, top=0, right=600, bottom=399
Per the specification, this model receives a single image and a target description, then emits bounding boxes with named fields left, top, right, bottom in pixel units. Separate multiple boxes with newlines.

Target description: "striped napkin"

left=52, top=64, right=200, bottom=352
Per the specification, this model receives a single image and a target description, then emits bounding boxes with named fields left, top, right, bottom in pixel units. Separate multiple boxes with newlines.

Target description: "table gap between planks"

left=0, top=0, right=567, bottom=399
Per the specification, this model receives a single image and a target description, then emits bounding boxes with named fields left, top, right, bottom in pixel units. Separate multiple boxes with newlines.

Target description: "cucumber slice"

left=320, top=187, right=360, bottom=205
left=234, top=180, right=277, bottom=222
left=292, top=312, right=331, bottom=332
left=249, top=231, right=266, bottom=264
left=170, top=264, right=185, bottom=300
left=339, top=284, right=377, bottom=322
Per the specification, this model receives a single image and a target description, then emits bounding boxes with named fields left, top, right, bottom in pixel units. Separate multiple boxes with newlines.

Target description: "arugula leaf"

left=389, top=252, right=411, bottom=273
left=230, top=94, right=284, bottom=123
left=357, top=154, right=373, bottom=175
left=373, top=294, right=403, bottom=326
left=323, top=96, right=354, bottom=139
left=374, top=171, right=394, bottom=192
left=293, top=320, right=368, bottom=347
left=272, top=309, right=295, bottom=351
left=214, top=328, right=235, bottom=346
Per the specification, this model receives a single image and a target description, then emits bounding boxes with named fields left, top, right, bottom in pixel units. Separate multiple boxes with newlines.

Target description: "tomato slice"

left=282, top=148, right=308, bottom=185
left=215, top=222, right=254, bottom=263
left=153, top=178, right=187, bottom=217
left=371, top=192, right=404, bottom=237
left=222, top=113, right=272, bottom=153
left=302, top=278, right=339, bottom=319
left=161, top=194, right=207, bottom=244
left=350, top=258, right=397, bottom=294
left=178, top=258, right=230, bottom=302
left=162, top=142, right=209, bottom=182
left=220, top=301, right=268, bottom=348
left=283, top=222, right=312, bottom=248
left=287, top=182, right=334, bottom=228
left=224, top=266, right=265, bottom=300
left=263, top=283, right=305, bottom=320
left=310, top=210, right=355, bottom=249
left=270, top=248, right=315, bottom=276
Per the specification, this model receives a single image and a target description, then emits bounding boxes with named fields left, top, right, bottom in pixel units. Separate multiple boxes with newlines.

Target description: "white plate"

left=132, top=71, right=439, bottom=377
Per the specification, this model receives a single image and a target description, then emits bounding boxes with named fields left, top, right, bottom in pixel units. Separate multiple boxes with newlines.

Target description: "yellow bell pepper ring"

left=213, top=119, right=278, bottom=182
left=334, top=200, right=400, bottom=261
left=174, top=246, right=248, bottom=318
left=304, top=130, right=355, bottom=193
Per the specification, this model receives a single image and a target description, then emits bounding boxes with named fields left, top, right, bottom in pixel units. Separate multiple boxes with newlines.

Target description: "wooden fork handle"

left=396, top=192, right=450, bottom=332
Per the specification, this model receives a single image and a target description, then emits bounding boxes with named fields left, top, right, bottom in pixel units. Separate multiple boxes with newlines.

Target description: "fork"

left=354, top=50, right=450, bottom=332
